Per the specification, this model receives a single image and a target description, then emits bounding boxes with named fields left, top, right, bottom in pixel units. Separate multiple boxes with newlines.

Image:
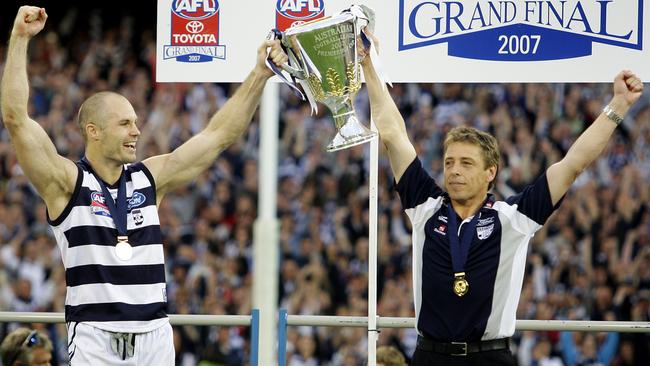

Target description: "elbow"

left=1, top=108, right=17, bottom=127
left=553, top=159, right=584, bottom=183
left=0, top=104, right=26, bottom=127
left=377, top=128, right=401, bottom=145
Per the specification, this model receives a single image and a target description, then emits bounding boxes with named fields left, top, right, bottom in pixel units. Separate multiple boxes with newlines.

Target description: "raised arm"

left=143, top=40, right=287, bottom=202
left=546, top=71, right=644, bottom=205
left=1, top=6, right=78, bottom=219
left=361, top=55, right=416, bottom=182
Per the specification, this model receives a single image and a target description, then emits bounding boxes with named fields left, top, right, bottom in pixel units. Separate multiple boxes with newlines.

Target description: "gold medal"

left=115, top=236, right=133, bottom=261
left=453, top=272, right=469, bottom=296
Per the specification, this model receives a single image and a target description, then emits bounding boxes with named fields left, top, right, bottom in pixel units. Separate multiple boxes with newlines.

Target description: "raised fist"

left=12, top=6, right=48, bottom=38
left=613, top=70, right=644, bottom=107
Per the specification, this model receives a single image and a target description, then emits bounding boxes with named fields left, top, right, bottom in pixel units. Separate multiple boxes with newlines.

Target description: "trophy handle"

left=280, top=64, right=306, bottom=80
left=267, top=29, right=306, bottom=80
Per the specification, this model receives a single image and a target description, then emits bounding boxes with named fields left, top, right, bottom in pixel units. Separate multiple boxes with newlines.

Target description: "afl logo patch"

left=90, top=191, right=111, bottom=218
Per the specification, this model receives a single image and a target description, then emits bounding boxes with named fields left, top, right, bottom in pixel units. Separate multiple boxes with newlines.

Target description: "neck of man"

left=451, top=193, right=487, bottom=220
left=85, top=151, right=123, bottom=185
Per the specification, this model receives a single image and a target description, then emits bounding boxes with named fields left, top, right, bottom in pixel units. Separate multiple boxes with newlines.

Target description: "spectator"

left=0, top=327, right=52, bottom=366
left=376, top=345, right=407, bottom=366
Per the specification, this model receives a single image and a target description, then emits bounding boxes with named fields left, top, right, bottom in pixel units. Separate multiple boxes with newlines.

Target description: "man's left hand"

left=613, top=70, right=644, bottom=107
left=256, top=39, right=288, bottom=79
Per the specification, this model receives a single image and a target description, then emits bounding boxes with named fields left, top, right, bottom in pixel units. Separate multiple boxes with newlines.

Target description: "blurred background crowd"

left=0, top=2, right=649, bottom=366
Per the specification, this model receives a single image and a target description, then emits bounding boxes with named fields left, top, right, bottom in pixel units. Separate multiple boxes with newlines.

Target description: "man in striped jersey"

left=361, top=48, right=644, bottom=363
left=1, top=6, right=288, bottom=365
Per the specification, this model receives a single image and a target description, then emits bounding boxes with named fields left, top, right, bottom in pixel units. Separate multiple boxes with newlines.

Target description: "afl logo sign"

left=276, top=0, right=325, bottom=32
left=163, top=0, right=226, bottom=63
left=172, top=0, right=219, bottom=20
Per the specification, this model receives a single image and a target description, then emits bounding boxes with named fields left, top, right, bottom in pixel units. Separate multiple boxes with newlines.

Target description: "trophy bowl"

left=280, top=10, right=377, bottom=152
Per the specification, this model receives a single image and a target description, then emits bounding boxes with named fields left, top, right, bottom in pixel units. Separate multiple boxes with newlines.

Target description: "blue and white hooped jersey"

left=48, top=161, right=168, bottom=333
left=396, top=158, right=561, bottom=342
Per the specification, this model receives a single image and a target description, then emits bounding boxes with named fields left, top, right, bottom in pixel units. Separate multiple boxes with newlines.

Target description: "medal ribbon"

left=82, top=158, right=128, bottom=237
left=446, top=202, right=481, bottom=275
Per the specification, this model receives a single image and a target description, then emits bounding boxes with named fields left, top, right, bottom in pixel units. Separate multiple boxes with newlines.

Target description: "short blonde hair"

left=377, top=346, right=407, bottom=366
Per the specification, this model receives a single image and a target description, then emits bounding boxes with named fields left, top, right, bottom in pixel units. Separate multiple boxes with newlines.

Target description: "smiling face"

left=80, top=92, right=140, bottom=164
left=443, top=141, right=496, bottom=204
left=98, top=95, right=140, bottom=163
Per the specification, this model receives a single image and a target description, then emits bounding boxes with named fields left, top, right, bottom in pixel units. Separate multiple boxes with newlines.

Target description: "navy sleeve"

left=395, top=157, right=444, bottom=210
left=505, top=171, right=564, bottom=225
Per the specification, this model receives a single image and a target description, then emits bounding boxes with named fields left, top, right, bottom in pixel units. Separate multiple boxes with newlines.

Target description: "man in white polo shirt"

left=361, top=39, right=643, bottom=365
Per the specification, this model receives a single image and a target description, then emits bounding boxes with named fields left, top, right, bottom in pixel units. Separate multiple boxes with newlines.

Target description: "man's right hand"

left=12, top=6, right=47, bottom=38
left=358, top=29, right=379, bottom=67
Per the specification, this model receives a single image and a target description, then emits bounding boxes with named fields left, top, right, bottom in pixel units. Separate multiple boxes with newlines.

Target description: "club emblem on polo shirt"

left=477, top=224, right=494, bottom=240
left=90, top=191, right=111, bottom=218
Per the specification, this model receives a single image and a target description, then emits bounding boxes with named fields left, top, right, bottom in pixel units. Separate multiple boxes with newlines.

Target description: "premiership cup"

left=276, top=8, right=377, bottom=152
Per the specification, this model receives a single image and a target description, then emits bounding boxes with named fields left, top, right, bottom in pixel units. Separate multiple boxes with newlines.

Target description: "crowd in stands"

left=0, top=4, right=648, bottom=366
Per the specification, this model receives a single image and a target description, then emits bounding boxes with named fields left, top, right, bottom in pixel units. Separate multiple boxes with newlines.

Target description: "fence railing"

left=4, top=310, right=649, bottom=366
left=277, top=309, right=650, bottom=366
left=0, top=310, right=260, bottom=365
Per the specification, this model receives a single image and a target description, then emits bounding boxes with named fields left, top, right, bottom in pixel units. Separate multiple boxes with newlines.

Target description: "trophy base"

left=325, top=117, right=378, bottom=152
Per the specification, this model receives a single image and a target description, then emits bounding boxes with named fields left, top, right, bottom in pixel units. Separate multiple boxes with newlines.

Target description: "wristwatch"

left=603, top=105, right=624, bottom=125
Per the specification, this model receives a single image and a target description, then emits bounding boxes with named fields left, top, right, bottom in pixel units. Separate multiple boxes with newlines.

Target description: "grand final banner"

left=156, top=0, right=649, bottom=82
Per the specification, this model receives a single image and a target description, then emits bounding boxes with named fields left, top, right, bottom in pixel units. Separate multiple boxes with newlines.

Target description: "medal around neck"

left=453, top=272, right=469, bottom=297
left=115, top=236, right=133, bottom=261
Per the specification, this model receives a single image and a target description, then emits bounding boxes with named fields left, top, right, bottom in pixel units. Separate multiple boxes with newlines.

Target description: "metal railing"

left=0, top=310, right=260, bottom=365
left=277, top=309, right=650, bottom=365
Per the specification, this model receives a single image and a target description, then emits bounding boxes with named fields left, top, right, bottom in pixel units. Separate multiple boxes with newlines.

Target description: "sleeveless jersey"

left=48, top=161, right=168, bottom=333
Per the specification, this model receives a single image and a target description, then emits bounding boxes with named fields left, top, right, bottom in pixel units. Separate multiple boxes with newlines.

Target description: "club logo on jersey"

left=477, top=224, right=494, bottom=240
left=434, top=223, right=447, bottom=235
left=132, top=209, right=145, bottom=226
left=163, top=0, right=226, bottom=62
left=90, top=192, right=111, bottom=218
left=127, top=192, right=147, bottom=210
left=276, top=0, right=325, bottom=32
left=399, top=0, right=642, bottom=61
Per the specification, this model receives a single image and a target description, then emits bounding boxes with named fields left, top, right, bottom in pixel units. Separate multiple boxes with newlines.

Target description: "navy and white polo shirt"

left=48, top=161, right=168, bottom=333
left=396, top=157, right=560, bottom=342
